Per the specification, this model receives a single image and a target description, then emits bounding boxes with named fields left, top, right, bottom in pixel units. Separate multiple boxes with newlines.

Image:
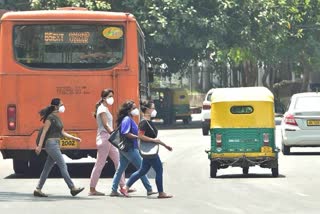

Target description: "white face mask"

left=58, top=105, right=65, bottom=113
left=106, top=97, right=114, bottom=105
left=131, top=108, right=140, bottom=116
left=151, top=109, right=157, bottom=118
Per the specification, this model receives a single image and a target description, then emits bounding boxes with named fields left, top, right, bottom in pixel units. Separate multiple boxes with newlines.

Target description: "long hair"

left=116, top=100, right=134, bottom=127
left=94, top=88, right=114, bottom=118
left=39, top=98, right=60, bottom=123
left=140, top=100, right=154, bottom=113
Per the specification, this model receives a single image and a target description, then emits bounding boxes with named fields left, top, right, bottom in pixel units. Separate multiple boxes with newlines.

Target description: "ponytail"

left=39, top=105, right=56, bottom=123
left=93, top=99, right=104, bottom=118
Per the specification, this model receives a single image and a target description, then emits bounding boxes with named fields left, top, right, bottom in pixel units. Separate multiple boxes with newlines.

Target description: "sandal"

left=157, top=193, right=173, bottom=199
left=110, top=191, right=121, bottom=197
left=70, top=187, right=85, bottom=196
left=88, top=191, right=105, bottom=196
left=147, top=191, right=158, bottom=196
left=119, top=188, right=129, bottom=197
left=33, top=189, right=48, bottom=197
left=128, top=188, right=137, bottom=193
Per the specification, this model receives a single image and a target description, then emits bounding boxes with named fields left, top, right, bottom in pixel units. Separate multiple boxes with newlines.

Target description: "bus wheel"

left=210, top=162, right=218, bottom=178
left=242, top=167, right=249, bottom=175
left=13, top=160, right=29, bottom=174
left=271, top=167, right=279, bottom=177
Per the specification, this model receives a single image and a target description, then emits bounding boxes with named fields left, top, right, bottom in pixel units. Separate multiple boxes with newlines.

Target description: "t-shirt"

left=45, top=114, right=63, bottom=138
left=139, top=119, right=158, bottom=138
left=96, top=103, right=112, bottom=133
left=121, top=116, right=138, bottom=148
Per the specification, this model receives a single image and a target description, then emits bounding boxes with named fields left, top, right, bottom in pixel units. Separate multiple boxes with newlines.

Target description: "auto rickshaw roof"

left=211, top=87, right=274, bottom=103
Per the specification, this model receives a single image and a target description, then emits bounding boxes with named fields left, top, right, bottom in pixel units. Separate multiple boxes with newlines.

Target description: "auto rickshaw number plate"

left=307, top=120, right=320, bottom=126
left=261, top=146, right=272, bottom=153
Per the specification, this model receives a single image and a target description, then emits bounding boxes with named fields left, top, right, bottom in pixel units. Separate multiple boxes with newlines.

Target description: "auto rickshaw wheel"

left=271, top=167, right=279, bottom=177
left=210, top=161, right=218, bottom=178
left=242, top=167, right=249, bottom=175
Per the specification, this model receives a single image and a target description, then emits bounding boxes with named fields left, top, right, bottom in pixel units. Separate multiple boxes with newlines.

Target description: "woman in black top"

left=122, top=100, right=173, bottom=198
left=34, top=98, right=84, bottom=197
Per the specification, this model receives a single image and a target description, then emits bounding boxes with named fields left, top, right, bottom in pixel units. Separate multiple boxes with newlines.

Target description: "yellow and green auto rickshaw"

left=206, top=87, right=279, bottom=177
left=151, top=88, right=192, bottom=124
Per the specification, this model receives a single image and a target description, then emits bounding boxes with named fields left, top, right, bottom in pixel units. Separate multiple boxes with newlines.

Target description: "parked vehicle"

left=151, top=88, right=192, bottom=125
left=206, top=87, right=279, bottom=178
left=201, top=88, right=214, bottom=135
left=281, top=92, right=320, bottom=155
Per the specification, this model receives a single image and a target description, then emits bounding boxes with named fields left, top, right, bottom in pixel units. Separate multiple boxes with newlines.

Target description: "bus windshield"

left=13, top=24, right=124, bottom=69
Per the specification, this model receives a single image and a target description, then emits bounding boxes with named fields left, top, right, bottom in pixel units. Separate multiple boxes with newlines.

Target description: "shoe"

left=147, top=191, right=158, bottom=196
left=109, top=191, right=121, bottom=197
left=157, top=193, right=173, bottom=199
left=33, top=189, right=48, bottom=197
left=70, top=187, right=85, bottom=196
left=88, top=191, right=105, bottom=196
left=119, top=188, right=129, bottom=197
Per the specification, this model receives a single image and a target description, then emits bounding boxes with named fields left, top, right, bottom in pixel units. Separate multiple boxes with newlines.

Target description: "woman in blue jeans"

left=122, top=100, right=173, bottom=199
left=111, top=100, right=156, bottom=196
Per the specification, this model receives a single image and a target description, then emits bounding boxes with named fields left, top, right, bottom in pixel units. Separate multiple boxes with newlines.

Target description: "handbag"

left=139, top=120, right=159, bottom=158
left=108, top=126, right=132, bottom=152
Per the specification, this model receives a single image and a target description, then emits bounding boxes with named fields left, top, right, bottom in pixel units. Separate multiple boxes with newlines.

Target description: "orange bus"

left=0, top=7, right=151, bottom=174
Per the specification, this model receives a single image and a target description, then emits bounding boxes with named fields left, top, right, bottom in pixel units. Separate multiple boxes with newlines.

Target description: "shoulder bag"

left=109, top=125, right=132, bottom=152
left=139, top=120, right=159, bottom=158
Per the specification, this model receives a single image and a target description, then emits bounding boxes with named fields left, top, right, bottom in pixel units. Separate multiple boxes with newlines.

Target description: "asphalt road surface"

left=1, top=115, right=320, bottom=214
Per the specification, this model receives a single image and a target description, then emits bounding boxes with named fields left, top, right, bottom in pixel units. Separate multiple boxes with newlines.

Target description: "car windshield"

left=295, top=96, right=320, bottom=110
left=13, top=24, right=124, bottom=69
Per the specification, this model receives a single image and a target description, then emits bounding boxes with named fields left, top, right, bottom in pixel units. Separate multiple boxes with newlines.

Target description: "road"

left=1, top=116, right=320, bottom=214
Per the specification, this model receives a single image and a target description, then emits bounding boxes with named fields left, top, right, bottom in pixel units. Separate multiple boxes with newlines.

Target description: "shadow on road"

left=213, top=173, right=286, bottom=179
left=0, top=191, right=94, bottom=202
left=285, top=152, right=320, bottom=156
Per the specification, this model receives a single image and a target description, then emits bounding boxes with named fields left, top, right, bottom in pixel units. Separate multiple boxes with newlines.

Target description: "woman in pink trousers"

left=88, top=89, right=126, bottom=196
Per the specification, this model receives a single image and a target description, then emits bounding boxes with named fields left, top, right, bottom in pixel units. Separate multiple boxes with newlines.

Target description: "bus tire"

left=13, top=159, right=29, bottom=174
left=271, top=167, right=279, bottom=177
left=242, top=167, right=249, bottom=175
left=210, top=162, right=218, bottom=178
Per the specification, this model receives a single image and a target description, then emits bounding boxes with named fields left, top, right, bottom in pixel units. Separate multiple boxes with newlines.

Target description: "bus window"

left=13, top=24, right=124, bottom=69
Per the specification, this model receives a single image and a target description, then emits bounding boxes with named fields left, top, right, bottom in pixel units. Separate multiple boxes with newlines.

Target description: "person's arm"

left=35, top=120, right=51, bottom=155
left=62, top=129, right=81, bottom=142
left=100, top=112, right=113, bottom=134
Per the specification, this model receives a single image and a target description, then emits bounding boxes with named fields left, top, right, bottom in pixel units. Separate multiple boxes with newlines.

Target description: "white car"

left=201, top=88, right=214, bottom=135
left=281, top=92, right=320, bottom=155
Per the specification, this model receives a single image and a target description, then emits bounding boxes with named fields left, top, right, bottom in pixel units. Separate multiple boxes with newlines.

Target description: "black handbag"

left=108, top=126, right=132, bottom=151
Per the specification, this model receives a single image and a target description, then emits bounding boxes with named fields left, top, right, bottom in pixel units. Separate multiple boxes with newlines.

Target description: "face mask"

left=58, top=105, right=65, bottom=113
left=131, top=108, right=140, bottom=116
left=106, top=97, right=114, bottom=105
left=151, top=109, right=157, bottom=118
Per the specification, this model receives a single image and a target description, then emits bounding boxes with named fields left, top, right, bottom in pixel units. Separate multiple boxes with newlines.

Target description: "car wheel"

left=282, top=143, right=290, bottom=155
left=271, top=167, right=279, bottom=177
left=210, top=161, right=218, bottom=178
left=242, top=167, right=249, bottom=175
left=202, top=127, right=209, bottom=135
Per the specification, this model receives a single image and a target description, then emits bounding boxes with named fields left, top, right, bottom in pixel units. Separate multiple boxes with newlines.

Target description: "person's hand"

left=74, top=137, right=81, bottom=142
left=35, top=146, right=42, bottom=155
left=165, top=145, right=173, bottom=151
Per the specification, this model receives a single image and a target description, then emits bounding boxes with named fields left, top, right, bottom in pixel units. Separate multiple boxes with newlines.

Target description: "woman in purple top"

left=111, top=100, right=156, bottom=196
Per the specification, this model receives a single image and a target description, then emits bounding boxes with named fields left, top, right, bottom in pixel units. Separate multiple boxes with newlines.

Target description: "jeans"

left=126, top=155, right=163, bottom=193
left=36, top=139, right=75, bottom=190
left=112, top=148, right=152, bottom=192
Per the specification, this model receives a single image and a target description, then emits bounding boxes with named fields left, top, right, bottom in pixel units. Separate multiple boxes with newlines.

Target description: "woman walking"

left=111, top=100, right=156, bottom=197
left=122, top=100, right=173, bottom=198
left=34, top=98, right=84, bottom=197
left=89, top=89, right=126, bottom=196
